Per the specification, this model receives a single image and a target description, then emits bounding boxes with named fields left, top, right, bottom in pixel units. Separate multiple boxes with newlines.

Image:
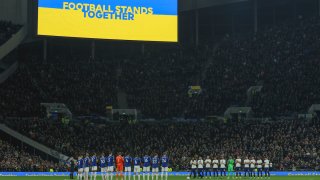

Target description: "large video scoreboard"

left=37, top=0, right=178, bottom=42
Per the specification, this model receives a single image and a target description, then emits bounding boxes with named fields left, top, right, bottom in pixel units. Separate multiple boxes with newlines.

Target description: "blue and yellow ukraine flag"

left=38, top=0, right=178, bottom=42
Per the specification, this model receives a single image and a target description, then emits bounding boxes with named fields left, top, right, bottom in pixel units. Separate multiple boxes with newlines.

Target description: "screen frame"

left=35, top=0, right=179, bottom=43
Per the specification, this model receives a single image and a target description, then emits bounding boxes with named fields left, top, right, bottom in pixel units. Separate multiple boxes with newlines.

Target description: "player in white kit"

left=235, top=156, right=242, bottom=178
left=250, top=157, right=256, bottom=177
left=257, top=157, right=263, bottom=178
left=198, top=157, right=204, bottom=178
left=190, top=158, right=197, bottom=178
left=204, top=156, right=211, bottom=178
left=212, top=157, right=219, bottom=177
left=219, top=156, right=226, bottom=177
left=264, top=157, right=271, bottom=178
left=243, top=157, right=250, bottom=177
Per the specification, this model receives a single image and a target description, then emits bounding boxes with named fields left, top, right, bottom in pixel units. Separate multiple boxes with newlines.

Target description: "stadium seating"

left=1, top=13, right=320, bottom=173
left=1, top=17, right=320, bottom=118
left=5, top=118, right=320, bottom=171
left=0, top=136, right=66, bottom=172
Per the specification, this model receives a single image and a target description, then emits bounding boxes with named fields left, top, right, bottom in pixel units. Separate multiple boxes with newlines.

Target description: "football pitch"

left=1, top=176, right=320, bottom=180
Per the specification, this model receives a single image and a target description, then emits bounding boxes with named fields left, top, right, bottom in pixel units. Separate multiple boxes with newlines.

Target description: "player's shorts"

left=257, top=168, right=262, bottom=172
left=244, top=167, right=249, bottom=172
left=227, top=166, right=233, bottom=171
left=101, top=167, right=107, bottom=173
left=212, top=168, right=218, bottom=172
left=152, top=168, right=159, bottom=173
left=84, top=167, right=90, bottom=173
left=125, top=167, right=132, bottom=172
left=134, top=166, right=140, bottom=173
left=92, top=166, right=98, bottom=171
left=220, top=168, right=226, bottom=171
left=235, top=167, right=241, bottom=171
left=117, top=165, right=124, bottom=171
left=161, top=167, right=168, bottom=172
left=143, top=166, right=151, bottom=172
left=108, top=166, right=114, bottom=172
left=264, top=167, right=269, bottom=172
left=78, top=168, right=84, bottom=173
left=250, top=168, right=255, bottom=172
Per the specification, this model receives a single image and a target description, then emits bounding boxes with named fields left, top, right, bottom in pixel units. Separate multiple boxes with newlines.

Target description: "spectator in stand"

left=5, top=117, right=320, bottom=171
left=0, top=138, right=66, bottom=172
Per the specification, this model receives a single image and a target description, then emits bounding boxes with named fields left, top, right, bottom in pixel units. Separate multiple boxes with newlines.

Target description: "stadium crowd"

left=1, top=6, right=320, bottom=174
left=0, top=137, right=67, bottom=172
left=5, top=118, right=320, bottom=171
left=1, top=16, right=320, bottom=119
left=0, top=21, right=21, bottom=45
left=211, top=16, right=320, bottom=117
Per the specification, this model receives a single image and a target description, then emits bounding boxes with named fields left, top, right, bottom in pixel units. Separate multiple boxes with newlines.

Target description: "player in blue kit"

left=107, top=153, right=115, bottom=180
left=84, top=153, right=90, bottom=180
left=151, top=154, right=160, bottom=180
left=125, top=154, right=132, bottom=180
left=100, top=153, right=107, bottom=180
left=161, top=153, right=168, bottom=180
left=133, top=155, right=141, bottom=180
left=78, top=156, right=84, bottom=180
left=90, top=153, right=98, bottom=180
left=143, top=155, right=151, bottom=180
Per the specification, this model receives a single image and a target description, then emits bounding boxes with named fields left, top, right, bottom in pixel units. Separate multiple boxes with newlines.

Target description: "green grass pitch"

left=1, top=176, right=320, bottom=180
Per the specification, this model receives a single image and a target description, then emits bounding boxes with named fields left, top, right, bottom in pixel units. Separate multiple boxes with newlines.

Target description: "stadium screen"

left=37, top=0, right=178, bottom=42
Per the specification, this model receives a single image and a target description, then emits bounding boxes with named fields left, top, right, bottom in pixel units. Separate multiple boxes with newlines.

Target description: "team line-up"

left=189, top=156, right=272, bottom=178
left=76, top=153, right=272, bottom=180
left=76, top=152, right=169, bottom=180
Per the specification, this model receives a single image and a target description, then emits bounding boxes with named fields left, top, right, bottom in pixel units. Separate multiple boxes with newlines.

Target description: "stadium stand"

left=0, top=136, right=66, bottom=172
left=4, top=118, right=320, bottom=171
left=1, top=16, right=320, bottom=118
left=1, top=4, right=320, bottom=174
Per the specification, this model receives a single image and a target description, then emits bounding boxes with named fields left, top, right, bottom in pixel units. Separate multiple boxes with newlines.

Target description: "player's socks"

left=156, top=173, right=158, bottom=180
left=143, top=173, right=145, bottom=180
left=147, top=173, right=150, bottom=180
left=165, top=172, right=168, bottom=180
left=94, top=172, right=97, bottom=180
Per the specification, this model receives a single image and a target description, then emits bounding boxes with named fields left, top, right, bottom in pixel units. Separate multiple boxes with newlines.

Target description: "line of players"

left=190, top=156, right=272, bottom=178
left=77, top=152, right=169, bottom=180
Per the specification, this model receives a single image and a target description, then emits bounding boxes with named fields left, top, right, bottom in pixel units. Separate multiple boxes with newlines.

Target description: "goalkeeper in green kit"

left=227, top=157, right=235, bottom=179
